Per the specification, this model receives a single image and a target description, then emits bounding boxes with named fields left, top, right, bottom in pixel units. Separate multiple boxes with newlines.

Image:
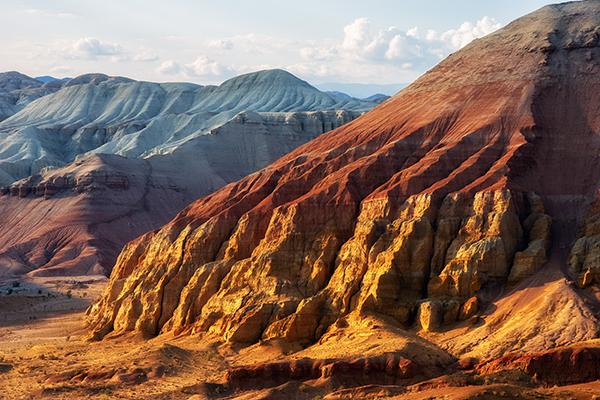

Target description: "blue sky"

left=0, top=0, right=557, bottom=85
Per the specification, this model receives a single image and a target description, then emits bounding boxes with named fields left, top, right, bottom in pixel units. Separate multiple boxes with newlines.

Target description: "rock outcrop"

left=88, top=1, right=600, bottom=369
left=568, top=199, right=600, bottom=288
left=477, top=343, right=600, bottom=386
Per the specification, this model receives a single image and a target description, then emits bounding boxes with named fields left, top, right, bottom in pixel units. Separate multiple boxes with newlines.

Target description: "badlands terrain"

left=3, top=0, right=600, bottom=399
left=0, top=69, right=378, bottom=277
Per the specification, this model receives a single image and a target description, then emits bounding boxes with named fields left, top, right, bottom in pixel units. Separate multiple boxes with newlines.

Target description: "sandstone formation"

left=89, top=0, right=600, bottom=363
left=0, top=110, right=360, bottom=277
left=568, top=199, right=600, bottom=288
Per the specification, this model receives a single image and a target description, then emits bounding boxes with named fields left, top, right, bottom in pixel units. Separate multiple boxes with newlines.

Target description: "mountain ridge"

left=0, top=69, right=379, bottom=184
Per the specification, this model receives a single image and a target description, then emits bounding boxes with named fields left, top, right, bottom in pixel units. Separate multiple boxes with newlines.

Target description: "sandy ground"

left=0, top=276, right=599, bottom=399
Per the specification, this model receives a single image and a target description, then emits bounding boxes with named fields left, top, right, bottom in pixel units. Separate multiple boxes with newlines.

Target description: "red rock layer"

left=88, top=1, right=600, bottom=357
left=477, top=344, right=600, bottom=386
left=223, top=354, right=431, bottom=392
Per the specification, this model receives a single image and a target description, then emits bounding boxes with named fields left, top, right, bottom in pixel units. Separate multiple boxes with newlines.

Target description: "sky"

left=0, top=0, right=558, bottom=87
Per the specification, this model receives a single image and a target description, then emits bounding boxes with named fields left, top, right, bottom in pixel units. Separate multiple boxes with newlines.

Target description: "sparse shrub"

left=66, top=290, right=72, bottom=299
left=11, top=281, right=20, bottom=288
left=7, top=288, right=12, bottom=295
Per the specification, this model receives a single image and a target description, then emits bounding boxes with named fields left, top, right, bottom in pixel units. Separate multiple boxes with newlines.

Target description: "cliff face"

left=89, top=1, right=600, bottom=361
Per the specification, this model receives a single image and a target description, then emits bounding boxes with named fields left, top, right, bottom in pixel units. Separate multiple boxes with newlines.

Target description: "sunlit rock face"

left=89, top=1, right=600, bottom=351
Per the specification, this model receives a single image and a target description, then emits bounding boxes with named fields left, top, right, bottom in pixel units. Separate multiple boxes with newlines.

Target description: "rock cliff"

left=88, top=0, right=600, bottom=369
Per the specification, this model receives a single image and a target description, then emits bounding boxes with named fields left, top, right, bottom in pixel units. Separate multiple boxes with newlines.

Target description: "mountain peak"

left=65, top=73, right=134, bottom=87
left=219, top=68, right=313, bottom=90
left=0, top=71, right=42, bottom=91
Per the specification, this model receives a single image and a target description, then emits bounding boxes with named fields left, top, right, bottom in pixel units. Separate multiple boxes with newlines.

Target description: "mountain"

left=326, top=90, right=354, bottom=101
left=316, top=82, right=406, bottom=97
left=0, top=69, right=378, bottom=184
left=0, top=72, right=65, bottom=121
left=35, top=75, right=71, bottom=84
left=0, top=69, right=373, bottom=277
left=88, top=1, right=600, bottom=395
left=363, top=93, right=390, bottom=103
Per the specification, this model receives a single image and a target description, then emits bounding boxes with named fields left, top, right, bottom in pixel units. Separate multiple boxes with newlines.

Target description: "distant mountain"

left=326, top=91, right=354, bottom=101
left=0, top=72, right=67, bottom=121
left=0, top=71, right=42, bottom=91
left=0, top=68, right=378, bottom=185
left=328, top=90, right=390, bottom=104
left=316, top=82, right=406, bottom=98
left=35, top=75, right=72, bottom=84
left=362, top=93, right=390, bottom=104
left=0, top=68, right=379, bottom=277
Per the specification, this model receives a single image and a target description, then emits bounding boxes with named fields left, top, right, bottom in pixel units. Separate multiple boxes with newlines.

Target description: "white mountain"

left=0, top=71, right=66, bottom=122
left=0, top=69, right=377, bottom=185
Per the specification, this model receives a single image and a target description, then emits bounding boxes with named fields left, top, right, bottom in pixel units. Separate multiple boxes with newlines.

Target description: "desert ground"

left=0, top=276, right=599, bottom=399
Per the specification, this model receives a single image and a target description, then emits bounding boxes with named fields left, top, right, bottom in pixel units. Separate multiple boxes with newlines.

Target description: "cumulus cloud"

left=62, top=38, right=161, bottom=64
left=208, top=39, right=234, bottom=50
left=178, top=15, right=500, bottom=85
left=67, top=37, right=124, bottom=59
left=157, top=56, right=235, bottom=80
left=132, top=49, right=159, bottom=62
left=438, top=16, right=502, bottom=49
left=293, top=17, right=501, bottom=83
left=157, top=60, right=182, bottom=75
left=186, top=56, right=234, bottom=78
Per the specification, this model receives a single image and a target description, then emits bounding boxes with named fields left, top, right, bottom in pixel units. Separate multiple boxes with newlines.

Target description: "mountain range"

left=0, top=69, right=380, bottom=276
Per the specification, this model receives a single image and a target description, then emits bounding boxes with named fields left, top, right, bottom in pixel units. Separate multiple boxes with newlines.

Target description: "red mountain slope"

left=88, top=1, right=600, bottom=374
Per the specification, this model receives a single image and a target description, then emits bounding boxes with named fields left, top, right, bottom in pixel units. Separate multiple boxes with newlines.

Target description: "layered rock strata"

left=88, top=1, right=600, bottom=358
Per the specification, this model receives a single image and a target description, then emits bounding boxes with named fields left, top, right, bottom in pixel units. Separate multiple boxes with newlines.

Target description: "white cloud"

left=133, top=49, right=159, bottom=62
left=406, top=27, right=419, bottom=38
left=185, top=56, right=234, bottom=78
left=439, top=16, right=502, bottom=49
left=208, top=39, right=234, bottom=50
left=294, top=16, right=502, bottom=82
left=68, top=37, right=123, bottom=59
left=62, top=38, right=161, bottom=64
left=157, top=60, right=182, bottom=75
left=157, top=56, right=235, bottom=80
